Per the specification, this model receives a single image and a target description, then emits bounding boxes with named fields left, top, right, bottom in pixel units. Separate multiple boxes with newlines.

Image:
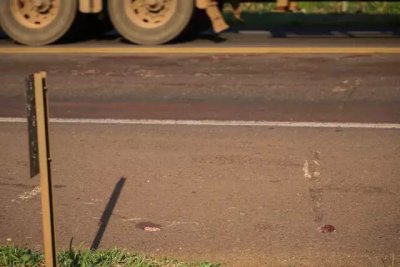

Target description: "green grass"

left=221, top=1, right=400, bottom=28
left=223, top=1, right=400, bottom=14
left=0, top=246, right=220, bottom=267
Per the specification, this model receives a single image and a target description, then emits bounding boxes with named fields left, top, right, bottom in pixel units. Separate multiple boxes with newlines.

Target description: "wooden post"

left=26, top=72, right=57, bottom=267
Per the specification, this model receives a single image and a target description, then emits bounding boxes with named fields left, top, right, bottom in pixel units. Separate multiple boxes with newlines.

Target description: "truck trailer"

left=0, top=0, right=395, bottom=46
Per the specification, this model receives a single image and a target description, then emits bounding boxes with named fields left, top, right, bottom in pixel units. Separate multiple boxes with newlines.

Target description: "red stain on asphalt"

left=318, top=224, right=336, bottom=233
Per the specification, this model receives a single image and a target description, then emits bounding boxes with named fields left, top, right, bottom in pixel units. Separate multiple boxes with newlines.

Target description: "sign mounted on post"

left=25, top=72, right=57, bottom=267
left=25, top=74, right=40, bottom=177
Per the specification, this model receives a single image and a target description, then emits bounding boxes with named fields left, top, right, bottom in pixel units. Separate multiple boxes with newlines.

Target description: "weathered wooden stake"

left=26, top=71, right=57, bottom=267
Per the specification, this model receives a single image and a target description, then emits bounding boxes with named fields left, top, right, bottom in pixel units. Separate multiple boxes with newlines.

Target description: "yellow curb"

left=0, top=47, right=400, bottom=54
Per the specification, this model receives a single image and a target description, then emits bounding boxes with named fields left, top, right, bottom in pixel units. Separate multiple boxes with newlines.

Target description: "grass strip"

left=224, top=2, right=400, bottom=14
left=0, top=246, right=220, bottom=267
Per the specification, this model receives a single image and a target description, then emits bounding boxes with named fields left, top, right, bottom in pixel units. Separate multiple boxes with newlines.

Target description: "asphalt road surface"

left=1, top=31, right=400, bottom=48
left=0, top=36, right=399, bottom=266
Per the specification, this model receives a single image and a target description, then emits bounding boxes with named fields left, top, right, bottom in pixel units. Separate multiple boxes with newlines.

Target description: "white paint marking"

left=303, top=160, right=312, bottom=179
left=0, top=117, right=399, bottom=129
left=18, top=186, right=41, bottom=201
left=165, top=221, right=200, bottom=227
left=122, top=217, right=143, bottom=222
left=303, top=159, right=321, bottom=180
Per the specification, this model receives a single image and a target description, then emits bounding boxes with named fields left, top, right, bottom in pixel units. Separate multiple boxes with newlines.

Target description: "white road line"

left=0, top=117, right=399, bottom=129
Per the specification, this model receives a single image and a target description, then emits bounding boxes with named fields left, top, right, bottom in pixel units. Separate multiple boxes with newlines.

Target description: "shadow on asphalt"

left=1, top=13, right=399, bottom=45
left=0, top=30, right=7, bottom=40
left=195, top=34, right=228, bottom=43
left=90, top=176, right=126, bottom=250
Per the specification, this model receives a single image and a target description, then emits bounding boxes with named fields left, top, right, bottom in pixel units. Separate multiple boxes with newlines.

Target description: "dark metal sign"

left=25, top=74, right=39, bottom=178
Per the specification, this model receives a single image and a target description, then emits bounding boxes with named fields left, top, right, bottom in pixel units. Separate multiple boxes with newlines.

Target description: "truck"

left=0, top=0, right=230, bottom=45
left=0, top=0, right=395, bottom=46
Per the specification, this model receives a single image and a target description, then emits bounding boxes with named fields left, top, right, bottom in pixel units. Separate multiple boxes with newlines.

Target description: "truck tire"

left=108, top=0, right=194, bottom=45
left=0, top=0, right=77, bottom=46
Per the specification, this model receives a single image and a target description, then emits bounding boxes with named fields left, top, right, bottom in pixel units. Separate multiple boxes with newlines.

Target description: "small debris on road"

left=318, top=224, right=336, bottom=233
left=84, top=198, right=103, bottom=205
left=144, top=227, right=161, bottom=232
left=136, top=221, right=162, bottom=232
left=332, top=86, right=347, bottom=93
left=82, top=69, right=100, bottom=75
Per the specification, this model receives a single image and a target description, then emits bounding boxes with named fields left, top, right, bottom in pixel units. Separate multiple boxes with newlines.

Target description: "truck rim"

left=124, top=0, right=177, bottom=29
left=11, top=0, right=60, bottom=29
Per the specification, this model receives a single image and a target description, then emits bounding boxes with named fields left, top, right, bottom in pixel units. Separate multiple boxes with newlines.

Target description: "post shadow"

left=90, top=176, right=126, bottom=250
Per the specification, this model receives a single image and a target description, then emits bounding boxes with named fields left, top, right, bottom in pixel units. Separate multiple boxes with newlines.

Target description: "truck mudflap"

left=196, top=0, right=229, bottom=33
left=79, top=0, right=102, bottom=13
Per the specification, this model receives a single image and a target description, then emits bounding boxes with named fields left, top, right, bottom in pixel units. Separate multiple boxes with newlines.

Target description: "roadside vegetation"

left=224, top=2, right=400, bottom=14
left=0, top=245, right=220, bottom=267
left=222, top=1, right=400, bottom=28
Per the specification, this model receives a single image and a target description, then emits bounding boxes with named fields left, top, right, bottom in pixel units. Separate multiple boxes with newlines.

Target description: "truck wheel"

left=108, top=0, right=194, bottom=45
left=0, top=0, right=77, bottom=46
